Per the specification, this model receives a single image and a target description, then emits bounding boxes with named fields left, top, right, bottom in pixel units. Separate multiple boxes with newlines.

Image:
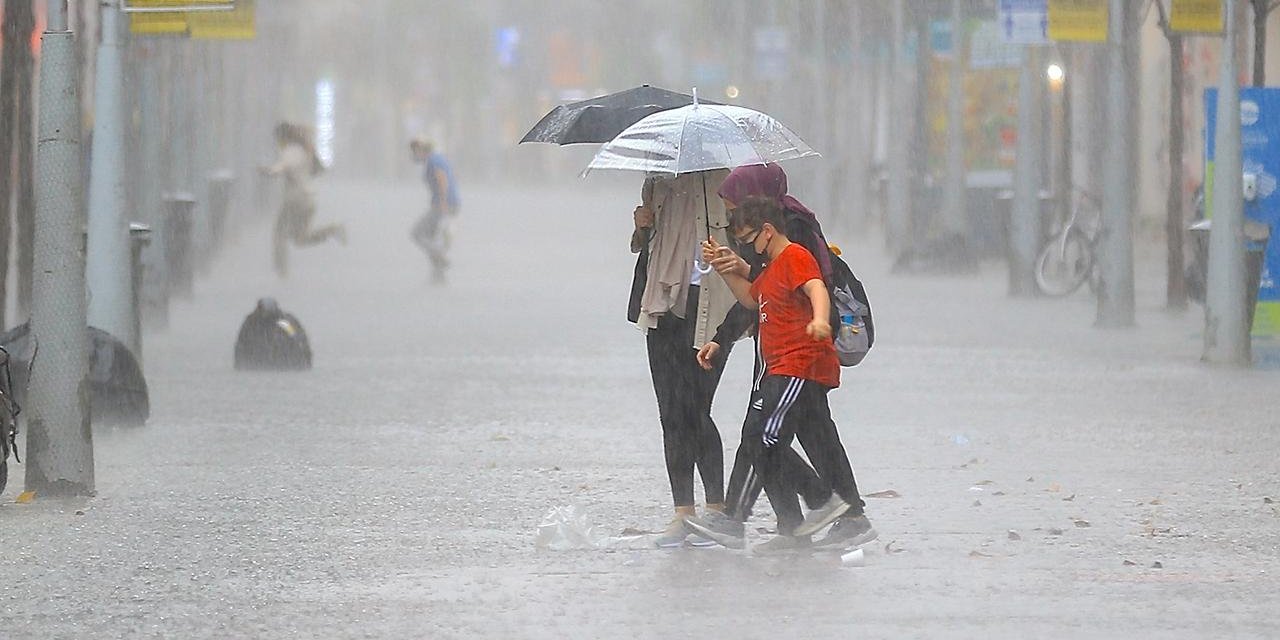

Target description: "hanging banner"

left=1170, top=0, right=1223, bottom=33
left=1047, top=0, right=1108, bottom=42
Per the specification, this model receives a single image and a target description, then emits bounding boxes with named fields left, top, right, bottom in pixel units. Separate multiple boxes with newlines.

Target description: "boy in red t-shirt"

left=693, top=196, right=872, bottom=552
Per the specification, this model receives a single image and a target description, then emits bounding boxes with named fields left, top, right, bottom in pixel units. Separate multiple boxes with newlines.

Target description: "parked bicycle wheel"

left=1035, top=227, right=1094, bottom=296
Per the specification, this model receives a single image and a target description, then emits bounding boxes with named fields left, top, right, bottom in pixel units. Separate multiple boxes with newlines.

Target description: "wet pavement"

left=2, top=179, right=1278, bottom=638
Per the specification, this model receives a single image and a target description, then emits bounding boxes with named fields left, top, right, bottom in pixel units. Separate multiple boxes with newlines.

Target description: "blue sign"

left=1206, top=87, right=1280, bottom=335
left=999, top=0, right=1048, bottom=44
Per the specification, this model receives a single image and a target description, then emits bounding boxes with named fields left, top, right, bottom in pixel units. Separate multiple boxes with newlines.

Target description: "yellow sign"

left=1047, top=0, right=1108, bottom=43
left=1170, top=0, right=1223, bottom=33
left=189, top=0, right=255, bottom=40
left=128, top=0, right=253, bottom=40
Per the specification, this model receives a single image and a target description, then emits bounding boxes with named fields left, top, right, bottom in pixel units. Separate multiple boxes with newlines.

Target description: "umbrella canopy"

left=584, top=102, right=818, bottom=175
left=519, top=85, right=719, bottom=145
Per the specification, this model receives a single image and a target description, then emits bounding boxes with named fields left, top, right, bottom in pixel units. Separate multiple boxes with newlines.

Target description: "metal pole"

left=886, top=0, right=911, bottom=250
left=942, top=0, right=968, bottom=247
left=811, top=0, right=830, bottom=219
left=86, top=0, right=136, bottom=355
left=26, top=0, right=93, bottom=496
left=1097, top=0, right=1136, bottom=326
left=846, top=0, right=871, bottom=233
left=1204, top=0, right=1250, bottom=364
left=1010, top=46, right=1044, bottom=296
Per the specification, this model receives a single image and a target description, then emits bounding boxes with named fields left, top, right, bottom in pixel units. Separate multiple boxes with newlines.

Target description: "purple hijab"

left=717, top=163, right=832, bottom=281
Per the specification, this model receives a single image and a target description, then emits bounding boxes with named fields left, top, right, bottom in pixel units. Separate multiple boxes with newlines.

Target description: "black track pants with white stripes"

left=740, top=374, right=864, bottom=535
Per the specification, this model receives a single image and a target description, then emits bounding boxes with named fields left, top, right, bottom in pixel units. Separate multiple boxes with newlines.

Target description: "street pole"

left=26, top=0, right=94, bottom=496
left=1097, top=0, right=1136, bottom=327
left=811, top=0, right=830, bottom=221
left=886, top=0, right=911, bottom=250
left=86, top=0, right=135, bottom=355
left=846, top=0, right=871, bottom=233
left=1204, top=0, right=1250, bottom=364
left=942, top=0, right=968, bottom=255
left=1010, top=46, right=1044, bottom=296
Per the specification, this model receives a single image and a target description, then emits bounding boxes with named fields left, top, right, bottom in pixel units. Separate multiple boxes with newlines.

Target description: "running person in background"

left=260, top=121, right=346, bottom=278
left=409, top=138, right=461, bottom=283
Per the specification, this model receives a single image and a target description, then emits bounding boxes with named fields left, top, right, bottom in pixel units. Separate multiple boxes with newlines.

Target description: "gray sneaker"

left=653, top=518, right=690, bottom=548
left=683, top=510, right=746, bottom=549
left=752, top=533, right=812, bottom=555
left=814, top=514, right=878, bottom=548
left=794, top=495, right=851, bottom=537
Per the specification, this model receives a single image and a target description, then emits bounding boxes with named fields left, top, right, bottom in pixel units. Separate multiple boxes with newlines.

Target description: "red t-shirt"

left=749, top=243, right=841, bottom=389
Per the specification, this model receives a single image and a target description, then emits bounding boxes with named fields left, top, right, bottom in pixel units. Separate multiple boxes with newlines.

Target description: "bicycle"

left=1035, top=188, right=1102, bottom=297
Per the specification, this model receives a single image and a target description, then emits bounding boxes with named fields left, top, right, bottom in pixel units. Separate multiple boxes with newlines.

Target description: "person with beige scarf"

left=628, top=169, right=738, bottom=548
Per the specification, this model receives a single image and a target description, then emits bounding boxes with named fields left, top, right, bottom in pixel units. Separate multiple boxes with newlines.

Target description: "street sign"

left=1047, top=0, right=1108, bottom=42
left=188, top=0, right=254, bottom=40
left=127, top=0, right=252, bottom=39
left=998, top=0, right=1049, bottom=45
left=1171, top=0, right=1223, bottom=33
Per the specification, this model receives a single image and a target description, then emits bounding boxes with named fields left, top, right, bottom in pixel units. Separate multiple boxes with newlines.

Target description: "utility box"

left=1206, top=88, right=1280, bottom=336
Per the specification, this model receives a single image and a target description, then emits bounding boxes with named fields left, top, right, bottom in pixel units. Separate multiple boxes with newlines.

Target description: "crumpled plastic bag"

left=535, top=504, right=606, bottom=550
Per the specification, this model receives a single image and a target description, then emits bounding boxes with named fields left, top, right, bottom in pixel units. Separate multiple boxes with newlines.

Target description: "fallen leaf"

left=1047, top=528, right=1065, bottom=536
left=1072, top=518, right=1091, bottom=528
left=884, top=540, right=906, bottom=554
left=974, top=480, right=995, bottom=486
left=1007, top=530, right=1021, bottom=541
left=992, top=491, right=1006, bottom=496
left=1026, top=477, right=1035, bottom=483
left=74, top=510, right=85, bottom=516
left=969, top=550, right=994, bottom=558
left=1062, top=494, right=1075, bottom=502
left=1265, top=497, right=1274, bottom=504
left=1046, top=483, right=1062, bottom=493
left=1149, top=498, right=1163, bottom=505
left=619, top=527, right=654, bottom=536
left=15, top=491, right=34, bottom=504
left=972, top=500, right=982, bottom=507
left=863, top=489, right=902, bottom=499
left=1123, top=559, right=1137, bottom=566
left=490, top=434, right=510, bottom=441
left=969, top=458, right=980, bottom=465
left=1151, top=561, right=1163, bottom=569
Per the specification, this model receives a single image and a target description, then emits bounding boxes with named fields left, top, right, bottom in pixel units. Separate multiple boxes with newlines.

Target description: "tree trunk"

left=1168, top=33, right=1188, bottom=310
left=0, top=0, right=25, bottom=329
left=14, top=0, right=35, bottom=320
left=1254, top=0, right=1268, bottom=86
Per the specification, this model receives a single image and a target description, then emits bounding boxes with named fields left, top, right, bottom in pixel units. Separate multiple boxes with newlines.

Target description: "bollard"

left=162, top=192, right=197, bottom=300
left=207, top=170, right=235, bottom=256
left=128, top=223, right=151, bottom=363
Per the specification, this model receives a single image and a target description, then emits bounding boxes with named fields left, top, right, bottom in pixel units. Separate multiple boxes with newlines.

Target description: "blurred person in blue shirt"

left=409, top=138, right=461, bottom=284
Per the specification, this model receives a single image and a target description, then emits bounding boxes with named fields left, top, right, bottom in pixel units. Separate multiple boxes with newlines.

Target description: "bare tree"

left=1252, top=0, right=1280, bottom=85
left=1155, top=0, right=1187, bottom=310
left=0, top=0, right=35, bottom=329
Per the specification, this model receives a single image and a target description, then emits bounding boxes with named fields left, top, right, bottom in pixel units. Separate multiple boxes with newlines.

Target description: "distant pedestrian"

left=409, top=138, right=461, bottom=283
left=260, top=122, right=346, bottom=277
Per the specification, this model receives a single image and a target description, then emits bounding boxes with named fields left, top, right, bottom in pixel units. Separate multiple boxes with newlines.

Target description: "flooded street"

left=1, top=178, right=1276, bottom=638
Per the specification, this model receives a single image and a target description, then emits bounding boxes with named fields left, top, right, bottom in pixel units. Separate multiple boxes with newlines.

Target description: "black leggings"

left=646, top=286, right=730, bottom=507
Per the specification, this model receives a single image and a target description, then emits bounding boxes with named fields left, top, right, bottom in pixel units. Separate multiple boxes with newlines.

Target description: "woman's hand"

left=696, top=341, right=721, bottom=370
left=633, top=205, right=655, bottom=230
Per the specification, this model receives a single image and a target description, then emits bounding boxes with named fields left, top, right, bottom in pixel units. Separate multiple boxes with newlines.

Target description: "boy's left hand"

left=806, top=319, right=831, bottom=341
